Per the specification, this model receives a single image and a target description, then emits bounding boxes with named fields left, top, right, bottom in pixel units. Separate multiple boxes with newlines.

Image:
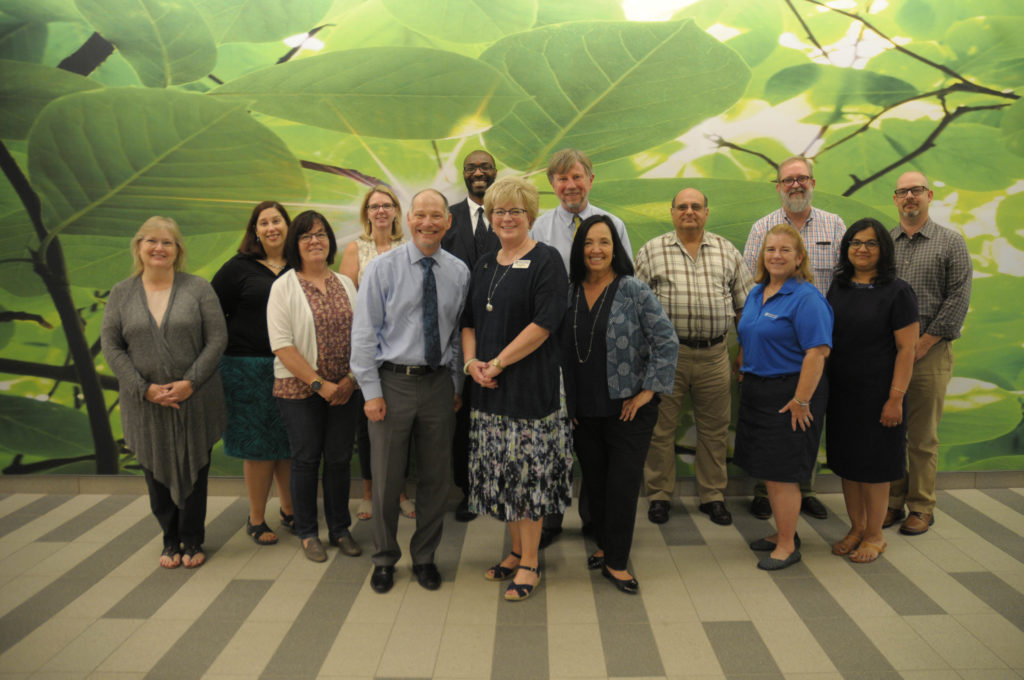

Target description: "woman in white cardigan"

left=267, top=210, right=362, bottom=563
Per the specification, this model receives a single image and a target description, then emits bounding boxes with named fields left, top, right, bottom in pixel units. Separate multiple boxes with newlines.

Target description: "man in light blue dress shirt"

left=351, top=189, right=471, bottom=594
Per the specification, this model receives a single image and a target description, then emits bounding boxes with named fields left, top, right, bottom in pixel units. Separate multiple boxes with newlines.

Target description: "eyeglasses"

left=299, top=232, right=329, bottom=243
left=894, top=186, right=928, bottom=197
left=464, top=163, right=495, bottom=173
left=368, top=203, right=395, bottom=212
left=777, top=175, right=811, bottom=186
left=492, top=208, right=527, bottom=217
left=849, top=239, right=880, bottom=250
left=142, top=238, right=175, bottom=248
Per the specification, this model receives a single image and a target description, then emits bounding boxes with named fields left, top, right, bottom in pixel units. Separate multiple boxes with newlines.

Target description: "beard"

left=781, top=184, right=813, bottom=213
left=900, top=205, right=921, bottom=219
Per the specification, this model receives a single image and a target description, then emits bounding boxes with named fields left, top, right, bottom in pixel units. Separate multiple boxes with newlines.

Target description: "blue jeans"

left=277, top=395, right=357, bottom=540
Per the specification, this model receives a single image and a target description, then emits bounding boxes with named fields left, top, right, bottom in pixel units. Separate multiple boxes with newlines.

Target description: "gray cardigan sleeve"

left=101, top=279, right=150, bottom=403
left=181, top=275, right=228, bottom=388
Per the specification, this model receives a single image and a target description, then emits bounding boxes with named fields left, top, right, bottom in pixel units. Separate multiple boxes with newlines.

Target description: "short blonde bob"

left=130, top=216, right=186, bottom=276
left=754, top=224, right=813, bottom=284
left=483, top=176, right=540, bottom=224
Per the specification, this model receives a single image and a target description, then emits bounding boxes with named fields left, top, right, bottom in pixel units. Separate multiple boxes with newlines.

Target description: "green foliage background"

left=0, top=0, right=1021, bottom=476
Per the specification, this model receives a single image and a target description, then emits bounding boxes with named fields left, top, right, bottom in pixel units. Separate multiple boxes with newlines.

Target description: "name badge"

left=765, top=312, right=778, bottom=319
left=512, top=260, right=530, bottom=269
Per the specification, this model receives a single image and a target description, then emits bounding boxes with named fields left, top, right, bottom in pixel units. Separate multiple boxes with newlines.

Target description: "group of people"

left=99, top=147, right=971, bottom=587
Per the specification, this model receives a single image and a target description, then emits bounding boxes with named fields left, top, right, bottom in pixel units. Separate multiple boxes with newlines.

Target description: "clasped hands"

left=145, top=380, right=193, bottom=409
left=467, top=359, right=501, bottom=389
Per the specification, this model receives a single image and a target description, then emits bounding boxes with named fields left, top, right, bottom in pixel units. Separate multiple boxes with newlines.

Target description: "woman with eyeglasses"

left=338, top=186, right=416, bottom=522
left=268, top=210, right=362, bottom=562
left=826, top=218, right=919, bottom=563
left=101, top=217, right=227, bottom=569
left=462, top=176, right=570, bottom=601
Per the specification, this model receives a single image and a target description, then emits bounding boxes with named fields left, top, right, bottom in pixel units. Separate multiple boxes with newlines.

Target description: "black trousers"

left=573, top=398, right=659, bottom=571
left=450, top=379, right=472, bottom=494
left=143, top=461, right=210, bottom=550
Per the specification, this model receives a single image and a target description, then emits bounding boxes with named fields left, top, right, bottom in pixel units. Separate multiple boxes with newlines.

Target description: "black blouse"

left=211, top=254, right=289, bottom=356
left=567, top=277, right=621, bottom=418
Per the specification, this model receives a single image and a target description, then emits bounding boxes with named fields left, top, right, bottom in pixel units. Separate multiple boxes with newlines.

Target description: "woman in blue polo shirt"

left=734, top=224, right=833, bottom=571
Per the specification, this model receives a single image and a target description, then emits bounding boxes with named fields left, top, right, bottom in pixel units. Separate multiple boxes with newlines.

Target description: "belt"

left=678, top=334, right=725, bottom=349
left=380, top=361, right=439, bottom=376
left=746, top=372, right=798, bottom=381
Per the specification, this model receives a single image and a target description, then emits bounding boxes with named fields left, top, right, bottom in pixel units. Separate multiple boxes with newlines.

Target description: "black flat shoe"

left=586, top=553, right=604, bottom=570
left=757, top=550, right=802, bottom=571
left=413, top=563, right=442, bottom=590
left=601, top=565, right=638, bottom=594
left=371, top=565, right=395, bottom=593
left=749, top=533, right=801, bottom=551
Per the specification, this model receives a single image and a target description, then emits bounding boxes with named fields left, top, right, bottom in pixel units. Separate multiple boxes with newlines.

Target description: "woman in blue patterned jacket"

left=563, top=214, right=678, bottom=594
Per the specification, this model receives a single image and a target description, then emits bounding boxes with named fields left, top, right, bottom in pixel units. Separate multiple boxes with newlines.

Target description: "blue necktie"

left=421, top=257, right=441, bottom=367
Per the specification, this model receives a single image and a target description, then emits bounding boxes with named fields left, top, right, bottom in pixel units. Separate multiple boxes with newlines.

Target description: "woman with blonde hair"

left=102, top=217, right=227, bottom=569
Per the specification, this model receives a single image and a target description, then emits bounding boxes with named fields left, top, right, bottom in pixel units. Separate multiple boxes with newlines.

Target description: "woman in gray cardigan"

left=101, top=217, right=227, bottom=569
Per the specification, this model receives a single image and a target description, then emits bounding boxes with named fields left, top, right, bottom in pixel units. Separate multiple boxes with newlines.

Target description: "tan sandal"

left=831, top=531, right=862, bottom=556
left=849, top=541, right=886, bottom=563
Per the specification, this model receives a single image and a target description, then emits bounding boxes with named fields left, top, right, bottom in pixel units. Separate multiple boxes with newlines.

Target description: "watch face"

left=311, top=380, right=322, bottom=392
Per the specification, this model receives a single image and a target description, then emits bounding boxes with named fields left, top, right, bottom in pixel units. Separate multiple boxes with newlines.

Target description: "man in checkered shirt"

left=742, top=156, right=846, bottom=522
left=885, top=171, right=972, bottom=536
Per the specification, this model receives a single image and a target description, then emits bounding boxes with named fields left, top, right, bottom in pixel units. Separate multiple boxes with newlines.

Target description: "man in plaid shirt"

left=886, top=171, right=972, bottom=536
left=742, top=156, right=846, bottom=522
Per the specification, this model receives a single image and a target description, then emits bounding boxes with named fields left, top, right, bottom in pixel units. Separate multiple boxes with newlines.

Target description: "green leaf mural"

left=195, top=0, right=332, bottom=45
left=380, top=0, right=538, bottom=44
left=0, top=59, right=102, bottom=139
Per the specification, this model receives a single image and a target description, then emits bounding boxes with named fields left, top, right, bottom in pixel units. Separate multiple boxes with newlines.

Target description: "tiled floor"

left=0, top=488, right=1022, bottom=679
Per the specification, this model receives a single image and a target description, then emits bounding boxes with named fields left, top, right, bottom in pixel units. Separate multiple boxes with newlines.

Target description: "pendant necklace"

left=572, top=281, right=611, bottom=363
left=261, top=259, right=285, bottom=272
left=485, top=241, right=531, bottom=312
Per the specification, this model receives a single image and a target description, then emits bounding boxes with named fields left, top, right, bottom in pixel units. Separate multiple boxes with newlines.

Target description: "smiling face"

left=550, top=161, right=594, bottom=213
left=138, top=228, right=179, bottom=272
left=407, top=191, right=451, bottom=255
left=848, top=226, right=880, bottom=276
left=763, top=231, right=803, bottom=281
left=582, top=221, right=615, bottom=279
left=489, top=200, right=531, bottom=249
left=297, top=219, right=330, bottom=267
left=777, top=159, right=815, bottom=214
left=671, top=188, right=708, bottom=236
left=366, top=191, right=397, bottom=233
left=894, top=171, right=932, bottom=221
left=255, top=207, right=287, bottom=251
left=462, top=150, right=497, bottom=202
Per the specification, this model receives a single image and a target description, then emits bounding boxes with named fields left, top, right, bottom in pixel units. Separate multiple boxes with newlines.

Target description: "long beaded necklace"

left=572, top=281, right=612, bottom=363
left=485, top=241, right=532, bottom=312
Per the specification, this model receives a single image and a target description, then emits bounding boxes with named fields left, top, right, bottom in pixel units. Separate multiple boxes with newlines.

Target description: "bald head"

left=671, top=187, right=709, bottom=237
left=894, top=171, right=933, bottom=226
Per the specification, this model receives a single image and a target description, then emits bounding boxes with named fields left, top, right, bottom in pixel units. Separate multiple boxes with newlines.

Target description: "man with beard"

left=886, top=171, right=971, bottom=535
left=742, top=156, right=845, bottom=521
left=442, top=149, right=499, bottom=521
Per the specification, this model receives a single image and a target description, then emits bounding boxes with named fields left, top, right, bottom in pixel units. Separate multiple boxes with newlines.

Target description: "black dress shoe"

left=801, top=496, right=828, bottom=520
left=412, top=563, right=442, bottom=590
left=586, top=553, right=604, bottom=570
left=538, top=526, right=562, bottom=550
left=370, top=565, right=395, bottom=593
left=647, top=500, right=670, bottom=524
left=601, top=565, right=638, bottom=594
left=749, top=496, right=772, bottom=520
left=698, top=500, right=733, bottom=526
left=454, top=496, right=476, bottom=522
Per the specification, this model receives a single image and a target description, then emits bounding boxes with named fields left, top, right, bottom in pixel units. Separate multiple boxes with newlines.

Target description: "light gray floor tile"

left=981, top=489, right=1024, bottom=516
left=38, top=496, right=137, bottom=543
left=0, top=495, right=72, bottom=539
left=937, top=492, right=1024, bottom=565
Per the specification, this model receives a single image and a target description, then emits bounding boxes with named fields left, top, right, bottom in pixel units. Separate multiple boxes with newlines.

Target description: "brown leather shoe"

left=882, top=507, right=905, bottom=529
left=899, top=511, right=934, bottom=535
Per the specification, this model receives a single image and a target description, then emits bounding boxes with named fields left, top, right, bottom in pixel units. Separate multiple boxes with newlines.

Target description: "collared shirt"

left=635, top=229, right=753, bottom=341
left=890, top=218, right=971, bottom=340
left=743, top=207, right=846, bottom=295
left=468, top=201, right=491, bottom=232
left=530, top=202, right=633, bottom=273
left=737, top=278, right=833, bottom=377
left=350, top=241, right=471, bottom=400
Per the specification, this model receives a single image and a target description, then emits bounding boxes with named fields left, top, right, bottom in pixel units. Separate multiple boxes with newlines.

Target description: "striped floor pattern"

left=0, top=489, right=1022, bottom=679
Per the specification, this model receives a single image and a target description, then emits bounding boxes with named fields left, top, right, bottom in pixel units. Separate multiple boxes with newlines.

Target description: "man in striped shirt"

left=636, top=188, right=753, bottom=526
left=742, top=156, right=846, bottom=521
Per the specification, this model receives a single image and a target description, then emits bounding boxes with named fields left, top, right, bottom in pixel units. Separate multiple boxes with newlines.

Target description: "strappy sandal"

left=159, top=544, right=181, bottom=569
left=485, top=551, right=521, bottom=581
left=182, top=545, right=205, bottom=569
left=247, top=518, right=279, bottom=545
left=504, top=565, right=541, bottom=601
left=831, top=531, right=862, bottom=556
left=280, top=508, right=296, bottom=534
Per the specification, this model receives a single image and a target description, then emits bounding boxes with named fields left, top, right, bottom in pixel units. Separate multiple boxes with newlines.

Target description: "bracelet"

left=890, top=385, right=906, bottom=394
left=490, top=357, right=503, bottom=370
left=792, top=397, right=809, bottom=407
left=463, top=358, right=478, bottom=375
left=346, top=371, right=358, bottom=387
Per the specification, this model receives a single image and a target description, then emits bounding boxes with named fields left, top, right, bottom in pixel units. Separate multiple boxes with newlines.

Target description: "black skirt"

left=733, top=373, right=827, bottom=483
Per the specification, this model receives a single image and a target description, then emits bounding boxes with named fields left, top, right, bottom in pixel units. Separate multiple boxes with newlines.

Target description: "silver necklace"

left=261, top=259, right=285, bottom=271
left=572, top=281, right=612, bottom=363
left=485, top=242, right=531, bottom=312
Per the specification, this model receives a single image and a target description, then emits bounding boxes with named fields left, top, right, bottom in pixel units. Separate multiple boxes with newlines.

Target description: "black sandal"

left=247, top=518, right=279, bottom=545
left=485, top=551, right=521, bottom=581
left=159, top=544, right=181, bottom=569
left=280, top=509, right=296, bottom=534
left=182, top=544, right=205, bottom=569
left=504, top=565, right=541, bottom=601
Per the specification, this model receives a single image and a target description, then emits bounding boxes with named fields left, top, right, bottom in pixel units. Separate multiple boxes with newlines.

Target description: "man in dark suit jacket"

left=442, top=149, right=498, bottom=522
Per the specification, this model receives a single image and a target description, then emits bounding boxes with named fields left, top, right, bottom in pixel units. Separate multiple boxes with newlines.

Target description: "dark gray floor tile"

left=145, top=579, right=273, bottom=679
left=592, top=570, right=648, bottom=625
left=491, top=624, right=547, bottom=680
left=981, top=488, right=1024, bottom=515
left=859, top=572, right=945, bottom=616
left=937, top=491, right=1024, bottom=565
left=658, top=499, right=706, bottom=546
left=259, top=568, right=361, bottom=679
left=601, top=622, right=665, bottom=677
left=703, top=620, right=782, bottom=677
left=38, top=494, right=137, bottom=542
left=0, top=494, right=72, bottom=539
left=952, top=572, right=1024, bottom=632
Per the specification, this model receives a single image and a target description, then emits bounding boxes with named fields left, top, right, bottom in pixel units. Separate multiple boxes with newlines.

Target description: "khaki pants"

left=890, top=339, right=953, bottom=514
left=644, top=342, right=731, bottom=504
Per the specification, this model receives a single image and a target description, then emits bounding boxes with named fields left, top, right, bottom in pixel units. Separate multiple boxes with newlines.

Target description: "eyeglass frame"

left=894, top=186, right=929, bottom=197
left=776, top=175, right=812, bottom=187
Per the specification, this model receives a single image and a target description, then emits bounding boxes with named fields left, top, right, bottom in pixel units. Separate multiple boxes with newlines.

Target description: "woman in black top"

left=211, top=201, right=295, bottom=545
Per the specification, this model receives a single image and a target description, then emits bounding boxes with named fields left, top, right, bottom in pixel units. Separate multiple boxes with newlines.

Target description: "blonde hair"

left=359, top=185, right=404, bottom=242
left=483, top=176, right=540, bottom=224
left=754, top=224, right=813, bottom=284
left=130, top=216, right=186, bottom=276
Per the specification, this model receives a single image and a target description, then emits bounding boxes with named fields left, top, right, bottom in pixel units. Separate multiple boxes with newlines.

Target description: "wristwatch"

left=310, top=378, right=323, bottom=392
